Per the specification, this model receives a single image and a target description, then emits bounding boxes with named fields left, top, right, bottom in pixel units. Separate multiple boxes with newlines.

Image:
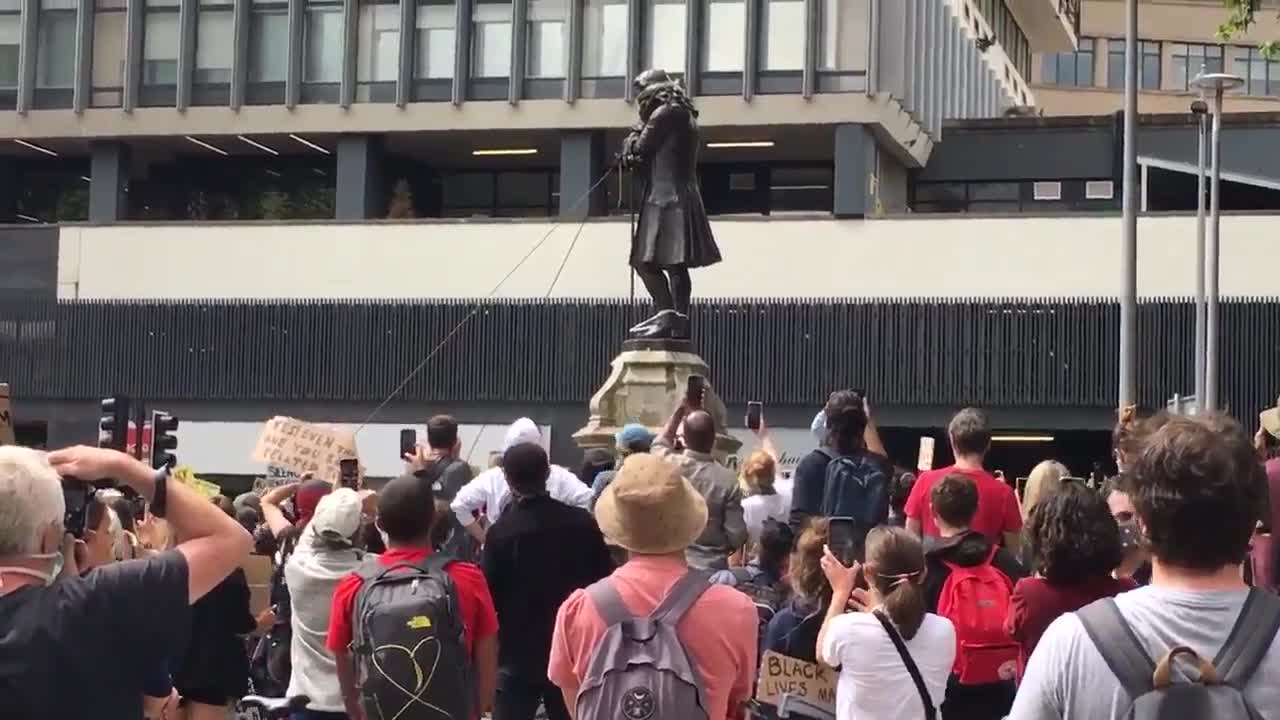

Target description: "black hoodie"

left=922, top=529, right=1027, bottom=612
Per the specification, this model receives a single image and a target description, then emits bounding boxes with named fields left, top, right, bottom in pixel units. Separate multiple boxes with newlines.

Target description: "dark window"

left=1041, top=37, right=1094, bottom=87
left=1108, top=39, right=1161, bottom=90
left=1171, top=42, right=1223, bottom=90
left=1233, top=46, right=1279, bottom=97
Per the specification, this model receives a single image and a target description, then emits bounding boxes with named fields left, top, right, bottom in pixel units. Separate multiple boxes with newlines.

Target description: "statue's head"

left=633, top=68, right=672, bottom=93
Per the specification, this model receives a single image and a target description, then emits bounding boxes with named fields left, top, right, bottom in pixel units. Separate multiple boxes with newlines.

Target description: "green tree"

left=1219, top=0, right=1280, bottom=56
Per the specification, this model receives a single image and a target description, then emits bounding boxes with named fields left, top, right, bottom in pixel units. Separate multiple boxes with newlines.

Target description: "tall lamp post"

left=1191, top=72, right=1243, bottom=412
left=1119, top=0, right=1138, bottom=408
left=1190, top=97, right=1207, bottom=409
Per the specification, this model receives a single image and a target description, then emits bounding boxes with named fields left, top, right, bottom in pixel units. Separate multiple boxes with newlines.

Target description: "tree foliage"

left=1219, top=0, right=1280, bottom=57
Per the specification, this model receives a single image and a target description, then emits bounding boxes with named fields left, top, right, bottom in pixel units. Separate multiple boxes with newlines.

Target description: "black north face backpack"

left=350, top=553, right=473, bottom=720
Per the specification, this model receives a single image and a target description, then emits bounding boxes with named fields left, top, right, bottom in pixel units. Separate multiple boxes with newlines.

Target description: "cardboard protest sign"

left=242, top=554, right=273, bottom=616
left=0, top=383, right=13, bottom=446
left=250, top=416, right=359, bottom=486
left=755, top=650, right=837, bottom=717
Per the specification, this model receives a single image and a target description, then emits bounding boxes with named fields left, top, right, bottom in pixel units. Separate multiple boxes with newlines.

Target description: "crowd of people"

left=1, top=390, right=1279, bottom=720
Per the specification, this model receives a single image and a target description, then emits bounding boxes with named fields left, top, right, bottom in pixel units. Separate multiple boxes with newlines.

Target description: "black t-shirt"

left=0, top=550, right=191, bottom=720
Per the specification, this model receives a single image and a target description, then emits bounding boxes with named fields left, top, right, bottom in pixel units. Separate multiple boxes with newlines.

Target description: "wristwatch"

left=151, top=465, right=170, bottom=519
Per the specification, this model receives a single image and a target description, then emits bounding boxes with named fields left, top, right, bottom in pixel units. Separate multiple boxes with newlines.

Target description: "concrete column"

left=89, top=142, right=131, bottom=223
left=336, top=135, right=385, bottom=220
left=559, top=131, right=606, bottom=218
left=833, top=123, right=875, bottom=218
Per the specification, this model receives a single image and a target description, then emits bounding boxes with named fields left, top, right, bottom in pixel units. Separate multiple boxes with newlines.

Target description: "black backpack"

left=1077, top=588, right=1280, bottom=720
left=351, top=553, right=473, bottom=720
left=815, top=448, right=889, bottom=529
left=731, top=565, right=788, bottom=654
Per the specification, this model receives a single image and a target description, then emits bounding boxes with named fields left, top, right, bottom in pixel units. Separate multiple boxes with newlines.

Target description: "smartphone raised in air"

left=399, top=428, right=417, bottom=459
left=338, top=458, right=360, bottom=490
left=746, top=401, right=763, bottom=431
left=686, top=375, right=705, bottom=404
left=828, top=516, right=864, bottom=567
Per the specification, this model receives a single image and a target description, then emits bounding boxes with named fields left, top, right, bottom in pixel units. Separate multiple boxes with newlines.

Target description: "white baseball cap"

left=309, top=487, right=363, bottom=541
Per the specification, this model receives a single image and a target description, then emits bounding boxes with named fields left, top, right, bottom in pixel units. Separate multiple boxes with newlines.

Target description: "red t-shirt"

left=1005, top=574, right=1137, bottom=680
left=904, top=465, right=1022, bottom=540
left=326, top=547, right=499, bottom=658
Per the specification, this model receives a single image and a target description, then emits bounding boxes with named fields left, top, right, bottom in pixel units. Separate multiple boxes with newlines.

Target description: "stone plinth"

left=573, top=339, right=742, bottom=459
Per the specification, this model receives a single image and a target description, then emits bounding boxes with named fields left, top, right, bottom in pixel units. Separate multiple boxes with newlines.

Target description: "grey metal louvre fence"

left=0, top=296, right=1275, bottom=415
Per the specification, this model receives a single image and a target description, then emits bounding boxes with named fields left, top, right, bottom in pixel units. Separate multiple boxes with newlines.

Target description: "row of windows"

left=0, top=0, right=869, bottom=109
left=911, top=179, right=1117, bottom=214
left=1041, top=37, right=1280, bottom=97
left=9, top=159, right=833, bottom=222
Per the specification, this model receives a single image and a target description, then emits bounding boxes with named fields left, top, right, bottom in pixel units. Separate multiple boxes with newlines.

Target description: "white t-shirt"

left=1009, top=585, right=1280, bottom=720
left=284, top=538, right=365, bottom=712
left=742, top=493, right=789, bottom=543
left=819, top=611, right=955, bottom=720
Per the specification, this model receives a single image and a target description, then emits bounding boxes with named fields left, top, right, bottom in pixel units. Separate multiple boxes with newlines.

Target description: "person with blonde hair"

left=1021, top=460, right=1069, bottom=522
left=739, top=450, right=787, bottom=545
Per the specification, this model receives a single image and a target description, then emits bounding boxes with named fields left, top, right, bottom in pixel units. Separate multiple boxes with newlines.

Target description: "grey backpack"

left=1077, top=588, right=1280, bottom=720
left=350, top=553, right=472, bottom=720
left=577, top=571, right=712, bottom=720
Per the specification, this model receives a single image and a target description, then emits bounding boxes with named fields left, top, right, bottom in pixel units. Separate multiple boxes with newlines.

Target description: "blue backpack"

left=815, top=448, right=890, bottom=529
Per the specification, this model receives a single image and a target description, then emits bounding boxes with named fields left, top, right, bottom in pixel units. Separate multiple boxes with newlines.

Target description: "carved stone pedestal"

left=573, top=339, right=742, bottom=459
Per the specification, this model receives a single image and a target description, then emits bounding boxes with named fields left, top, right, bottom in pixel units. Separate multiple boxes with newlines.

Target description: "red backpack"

left=936, top=547, right=1018, bottom=685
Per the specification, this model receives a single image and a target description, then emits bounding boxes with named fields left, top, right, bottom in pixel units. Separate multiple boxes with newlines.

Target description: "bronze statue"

left=622, top=69, right=721, bottom=341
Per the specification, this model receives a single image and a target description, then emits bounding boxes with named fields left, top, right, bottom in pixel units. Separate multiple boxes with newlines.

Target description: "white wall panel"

left=58, top=214, right=1280, bottom=300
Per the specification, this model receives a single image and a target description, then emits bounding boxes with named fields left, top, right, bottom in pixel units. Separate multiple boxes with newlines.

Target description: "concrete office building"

left=0, top=0, right=1079, bottom=222
left=1034, top=0, right=1280, bottom=116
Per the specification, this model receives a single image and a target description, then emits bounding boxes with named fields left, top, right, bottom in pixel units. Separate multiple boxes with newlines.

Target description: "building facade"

left=1035, top=0, right=1280, bottom=116
left=0, top=0, right=1079, bottom=223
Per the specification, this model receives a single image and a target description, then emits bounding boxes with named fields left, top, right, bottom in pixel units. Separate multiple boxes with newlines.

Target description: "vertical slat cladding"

left=1, top=298, right=1278, bottom=416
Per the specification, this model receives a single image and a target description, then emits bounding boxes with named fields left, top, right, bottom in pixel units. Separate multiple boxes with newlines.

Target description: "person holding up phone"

left=650, top=375, right=747, bottom=571
left=817, top=527, right=956, bottom=720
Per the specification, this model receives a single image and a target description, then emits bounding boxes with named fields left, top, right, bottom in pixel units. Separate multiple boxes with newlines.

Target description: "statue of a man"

left=621, top=69, right=721, bottom=340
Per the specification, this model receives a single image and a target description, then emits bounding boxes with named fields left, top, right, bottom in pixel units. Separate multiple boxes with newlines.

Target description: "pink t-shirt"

left=548, top=555, right=758, bottom=720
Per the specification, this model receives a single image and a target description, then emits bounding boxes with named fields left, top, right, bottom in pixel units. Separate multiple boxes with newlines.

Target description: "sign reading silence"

left=251, top=416, right=359, bottom=486
left=755, top=650, right=836, bottom=717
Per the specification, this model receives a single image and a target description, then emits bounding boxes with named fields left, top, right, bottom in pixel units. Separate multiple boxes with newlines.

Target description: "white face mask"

left=0, top=550, right=62, bottom=589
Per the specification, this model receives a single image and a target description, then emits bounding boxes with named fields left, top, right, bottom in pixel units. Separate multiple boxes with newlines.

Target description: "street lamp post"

left=1191, top=72, right=1243, bottom=412
left=1191, top=97, right=1208, bottom=409
left=1119, top=0, right=1138, bottom=408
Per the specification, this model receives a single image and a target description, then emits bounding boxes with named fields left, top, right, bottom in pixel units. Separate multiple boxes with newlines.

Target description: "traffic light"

left=150, top=410, right=179, bottom=469
left=98, top=395, right=130, bottom=451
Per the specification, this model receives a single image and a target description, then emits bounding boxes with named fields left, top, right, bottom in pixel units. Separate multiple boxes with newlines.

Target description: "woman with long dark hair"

left=1005, top=480, right=1134, bottom=681
left=818, top=527, right=956, bottom=719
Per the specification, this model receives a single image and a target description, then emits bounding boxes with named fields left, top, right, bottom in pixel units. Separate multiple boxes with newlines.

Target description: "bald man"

left=652, top=394, right=747, bottom=570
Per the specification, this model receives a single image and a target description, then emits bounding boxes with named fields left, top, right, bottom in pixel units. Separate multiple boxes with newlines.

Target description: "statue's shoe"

left=631, top=312, right=690, bottom=340
left=629, top=310, right=675, bottom=334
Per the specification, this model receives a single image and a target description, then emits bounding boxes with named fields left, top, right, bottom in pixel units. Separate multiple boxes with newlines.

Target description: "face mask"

left=0, top=550, right=61, bottom=589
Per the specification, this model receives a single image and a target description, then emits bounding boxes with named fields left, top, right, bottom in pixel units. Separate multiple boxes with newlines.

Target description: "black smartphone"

left=828, top=516, right=863, bottom=567
left=746, top=401, right=763, bottom=431
left=686, top=375, right=705, bottom=403
left=399, top=428, right=417, bottom=459
left=339, top=458, right=360, bottom=490
left=62, top=478, right=95, bottom=539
